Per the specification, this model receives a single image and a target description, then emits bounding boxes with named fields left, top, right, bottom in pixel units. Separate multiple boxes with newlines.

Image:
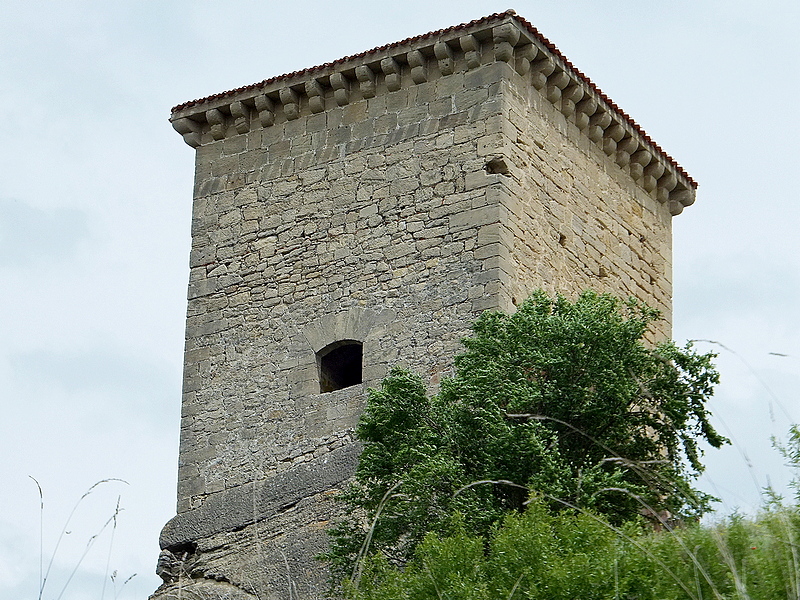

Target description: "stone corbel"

left=407, top=50, right=427, bottom=84
left=206, top=109, right=226, bottom=141
left=254, top=94, right=275, bottom=127
left=329, top=73, right=350, bottom=106
left=616, top=135, right=638, bottom=168
left=531, top=55, right=555, bottom=90
left=657, top=171, right=677, bottom=204
left=670, top=187, right=695, bottom=209
left=434, top=42, right=454, bottom=76
left=493, top=23, right=521, bottom=63
left=668, top=187, right=693, bottom=215
left=561, top=84, right=584, bottom=118
left=588, top=110, right=611, bottom=143
left=229, top=101, right=250, bottom=135
left=668, top=200, right=684, bottom=216
left=380, top=57, right=401, bottom=92
left=280, top=87, right=300, bottom=120
left=355, top=65, right=376, bottom=98
left=172, top=117, right=202, bottom=148
left=545, top=70, right=570, bottom=104
left=602, top=121, right=625, bottom=156
left=305, top=79, right=325, bottom=114
left=514, top=43, right=538, bottom=76
left=459, top=34, right=481, bottom=70
left=575, top=96, right=598, bottom=131
left=643, top=161, right=665, bottom=194
left=629, top=149, right=652, bottom=182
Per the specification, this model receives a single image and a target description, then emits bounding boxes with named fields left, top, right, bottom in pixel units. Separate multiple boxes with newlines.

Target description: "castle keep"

left=152, top=11, right=697, bottom=600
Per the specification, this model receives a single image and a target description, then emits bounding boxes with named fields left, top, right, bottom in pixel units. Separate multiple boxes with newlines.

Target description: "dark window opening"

left=318, top=340, right=363, bottom=393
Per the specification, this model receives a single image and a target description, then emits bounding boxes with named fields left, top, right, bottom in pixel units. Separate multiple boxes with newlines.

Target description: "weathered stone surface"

left=160, top=443, right=361, bottom=547
left=152, top=11, right=696, bottom=600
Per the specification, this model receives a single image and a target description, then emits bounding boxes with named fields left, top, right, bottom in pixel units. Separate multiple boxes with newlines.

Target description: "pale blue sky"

left=1, top=2, right=798, bottom=599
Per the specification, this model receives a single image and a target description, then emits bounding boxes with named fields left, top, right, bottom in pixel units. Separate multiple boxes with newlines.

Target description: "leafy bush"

left=348, top=498, right=800, bottom=600
left=326, top=291, right=727, bottom=583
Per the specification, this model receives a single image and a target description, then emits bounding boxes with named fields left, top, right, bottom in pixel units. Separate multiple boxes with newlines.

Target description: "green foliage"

left=326, top=290, right=726, bottom=583
left=347, top=498, right=800, bottom=600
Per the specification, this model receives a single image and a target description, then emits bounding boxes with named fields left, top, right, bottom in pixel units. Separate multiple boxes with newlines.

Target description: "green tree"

left=327, top=290, right=727, bottom=582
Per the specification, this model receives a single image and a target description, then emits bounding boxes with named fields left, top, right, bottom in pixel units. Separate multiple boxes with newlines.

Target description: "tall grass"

left=345, top=495, right=800, bottom=600
left=340, top=424, right=800, bottom=600
left=31, top=478, right=136, bottom=600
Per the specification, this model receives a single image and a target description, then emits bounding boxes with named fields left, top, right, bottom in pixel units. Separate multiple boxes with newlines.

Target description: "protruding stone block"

left=545, top=70, right=569, bottom=103
left=618, top=136, right=638, bottom=155
left=459, top=34, right=481, bottom=70
left=605, top=122, right=626, bottom=143
left=531, top=55, right=555, bottom=90
left=669, top=199, right=684, bottom=215
left=644, top=160, right=665, bottom=181
left=615, top=150, right=631, bottom=167
left=434, top=42, right=455, bottom=75
left=280, top=87, right=300, bottom=120
left=670, top=188, right=695, bottom=207
left=172, top=117, right=202, bottom=148
left=355, top=65, right=376, bottom=98
left=330, top=73, right=350, bottom=106
left=658, top=171, right=678, bottom=193
left=629, top=150, right=651, bottom=182
left=230, top=101, right=250, bottom=135
left=493, top=22, right=521, bottom=63
left=574, top=96, right=596, bottom=130
left=254, top=94, right=275, bottom=127
left=407, top=50, right=428, bottom=84
left=588, top=110, right=611, bottom=142
left=206, top=109, right=226, bottom=141
left=561, top=84, right=584, bottom=117
left=515, top=44, right=539, bottom=77
left=380, top=57, right=401, bottom=92
left=305, top=80, right=325, bottom=114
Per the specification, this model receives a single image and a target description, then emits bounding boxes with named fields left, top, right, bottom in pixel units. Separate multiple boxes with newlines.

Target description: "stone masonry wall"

left=176, top=60, right=511, bottom=514
left=498, top=64, right=673, bottom=339
left=153, top=12, right=694, bottom=600
left=159, top=58, right=516, bottom=600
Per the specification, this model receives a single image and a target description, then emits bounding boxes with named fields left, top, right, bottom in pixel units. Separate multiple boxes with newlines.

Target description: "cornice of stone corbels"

left=170, top=11, right=695, bottom=214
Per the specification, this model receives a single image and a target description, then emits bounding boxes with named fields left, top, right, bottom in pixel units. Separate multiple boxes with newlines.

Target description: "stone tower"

left=152, top=10, right=696, bottom=600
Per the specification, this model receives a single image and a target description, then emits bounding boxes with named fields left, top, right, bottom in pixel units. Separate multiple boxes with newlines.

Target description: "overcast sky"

left=1, top=2, right=798, bottom=599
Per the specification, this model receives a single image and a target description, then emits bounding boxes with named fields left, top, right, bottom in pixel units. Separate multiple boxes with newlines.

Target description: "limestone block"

left=305, top=79, right=325, bottom=114
left=206, top=109, right=226, bottom=141
left=229, top=101, right=250, bottom=135
left=658, top=171, right=677, bottom=192
left=279, top=87, right=300, bottom=121
left=545, top=70, right=569, bottom=104
left=254, top=94, right=275, bottom=128
left=407, top=50, right=428, bottom=84
left=631, top=149, right=652, bottom=170
left=605, top=122, right=626, bottom=143
left=434, top=41, right=455, bottom=76
left=459, top=34, right=481, bottom=70
left=172, top=117, right=202, bottom=148
left=493, top=23, right=521, bottom=63
left=670, top=188, right=695, bottom=207
left=329, top=72, right=350, bottom=106
left=561, top=84, right=584, bottom=117
left=355, top=65, right=376, bottom=98
left=514, top=43, right=538, bottom=76
left=380, top=57, right=401, bottom=92
left=531, top=55, right=555, bottom=90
